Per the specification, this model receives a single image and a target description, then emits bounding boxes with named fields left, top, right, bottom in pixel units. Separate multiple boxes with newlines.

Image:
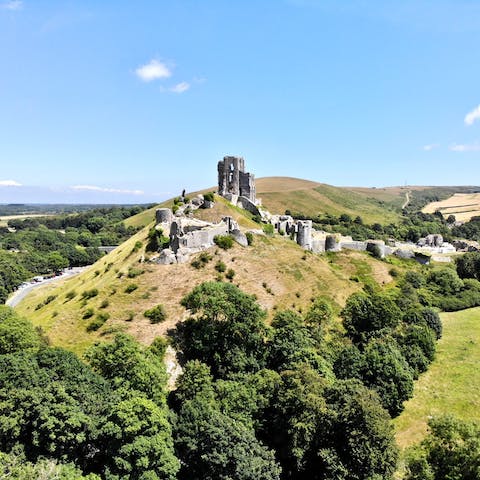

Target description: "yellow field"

left=422, top=193, right=480, bottom=222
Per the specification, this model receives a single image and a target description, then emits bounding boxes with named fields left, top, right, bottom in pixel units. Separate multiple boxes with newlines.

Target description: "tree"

left=175, top=398, right=281, bottom=480
left=341, top=292, right=401, bottom=344
left=456, top=251, right=480, bottom=281
left=101, top=396, right=179, bottom=480
left=172, top=282, right=269, bottom=377
left=405, top=416, right=480, bottom=480
left=0, top=307, right=41, bottom=354
left=85, top=334, right=168, bottom=406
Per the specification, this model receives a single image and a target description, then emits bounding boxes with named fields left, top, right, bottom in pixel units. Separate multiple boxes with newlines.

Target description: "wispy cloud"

left=1, top=0, right=23, bottom=10
left=71, top=185, right=144, bottom=195
left=0, top=179, right=22, bottom=186
left=169, top=81, right=190, bottom=94
left=465, top=105, right=480, bottom=126
left=135, top=59, right=171, bottom=82
left=422, top=144, right=439, bottom=151
left=449, top=142, right=480, bottom=152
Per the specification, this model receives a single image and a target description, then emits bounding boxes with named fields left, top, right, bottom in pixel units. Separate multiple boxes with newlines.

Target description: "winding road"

left=6, top=267, right=88, bottom=308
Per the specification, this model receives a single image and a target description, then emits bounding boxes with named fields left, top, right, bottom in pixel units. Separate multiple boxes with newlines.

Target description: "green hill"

left=14, top=196, right=396, bottom=355
left=256, top=177, right=405, bottom=224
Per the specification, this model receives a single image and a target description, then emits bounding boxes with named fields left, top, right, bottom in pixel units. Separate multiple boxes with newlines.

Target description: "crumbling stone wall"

left=218, top=156, right=256, bottom=203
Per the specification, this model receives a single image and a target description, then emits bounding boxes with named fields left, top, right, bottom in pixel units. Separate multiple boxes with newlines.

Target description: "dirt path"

left=402, top=190, right=411, bottom=209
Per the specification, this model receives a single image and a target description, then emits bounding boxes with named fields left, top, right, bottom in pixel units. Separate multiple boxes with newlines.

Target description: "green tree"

left=172, top=282, right=269, bottom=377
left=175, top=398, right=281, bottom=480
left=102, top=396, right=179, bottom=480
left=0, top=307, right=41, bottom=354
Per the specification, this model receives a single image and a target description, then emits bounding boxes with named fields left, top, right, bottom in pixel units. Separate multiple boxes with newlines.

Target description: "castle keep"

left=218, top=156, right=256, bottom=203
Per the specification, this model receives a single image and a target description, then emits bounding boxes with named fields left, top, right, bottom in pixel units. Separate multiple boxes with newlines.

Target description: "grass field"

left=0, top=213, right=54, bottom=227
left=394, top=307, right=480, bottom=450
left=423, top=192, right=480, bottom=222
left=256, top=177, right=403, bottom=224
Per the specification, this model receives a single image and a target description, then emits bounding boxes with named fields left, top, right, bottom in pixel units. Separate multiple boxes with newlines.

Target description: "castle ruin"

left=218, top=156, right=256, bottom=203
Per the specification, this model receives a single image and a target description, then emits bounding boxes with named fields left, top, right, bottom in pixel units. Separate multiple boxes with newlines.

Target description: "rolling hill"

left=14, top=196, right=396, bottom=355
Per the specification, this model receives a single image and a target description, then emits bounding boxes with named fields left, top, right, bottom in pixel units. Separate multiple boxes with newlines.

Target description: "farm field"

left=422, top=192, right=480, bottom=222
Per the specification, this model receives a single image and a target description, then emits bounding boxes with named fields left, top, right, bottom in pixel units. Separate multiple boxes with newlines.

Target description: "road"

left=402, top=190, right=411, bottom=210
left=6, top=267, right=88, bottom=308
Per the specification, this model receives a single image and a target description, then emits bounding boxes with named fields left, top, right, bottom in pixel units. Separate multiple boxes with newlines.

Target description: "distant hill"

left=256, top=177, right=405, bottom=224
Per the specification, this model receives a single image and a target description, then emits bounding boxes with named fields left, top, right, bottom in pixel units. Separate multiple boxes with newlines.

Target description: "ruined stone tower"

left=217, top=156, right=256, bottom=203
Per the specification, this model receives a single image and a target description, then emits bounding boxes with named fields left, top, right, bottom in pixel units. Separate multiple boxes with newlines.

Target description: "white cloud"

left=135, top=59, right=171, bottom=82
left=169, top=81, right=190, bottom=93
left=71, top=185, right=144, bottom=195
left=0, top=179, right=22, bottom=186
left=449, top=142, right=480, bottom=152
left=1, top=0, right=23, bottom=10
left=422, top=144, right=439, bottom=151
left=465, top=104, right=480, bottom=126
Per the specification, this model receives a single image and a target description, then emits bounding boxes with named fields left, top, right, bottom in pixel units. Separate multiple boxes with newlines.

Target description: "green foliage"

left=86, top=312, right=110, bottom=332
left=456, top=251, right=480, bottom=280
left=225, top=268, right=235, bottom=280
left=0, top=306, right=41, bottom=354
left=203, top=191, right=215, bottom=202
left=127, top=266, right=144, bottom=278
left=215, top=260, right=226, bottom=272
left=102, top=396, right=179, bottom=480
left=65, top=290, right=77, bottom=300
left=146, top=227, right=170, bottom=252
left=99, top=299, right=109, bottom=309
left=246, top=231, right=254, bottom=245
left=172, top=282, right=269, bottom=377
left=174, top=398, right=281, bottom=480
left=82, top=308, right=95, bottom=319
left=341, top=291, right=401, bottom=344
left=262, top=224, right=275, bottom=236
left=214, top=235, right=234, bottom=250
left=85, top=333, right=168, bottom=405
left=405, top=416, right=480, bottom=480
left=132, top=240, right=143, bottom=252
left=124, top=283, right=138, bottom=293
left=149, top=337, right=168, bottom=360
left=81, top=288, right=99, bottom=300
left=191, top=252, right=212, bottom=269
left=144, top=304, right=167, bottom=324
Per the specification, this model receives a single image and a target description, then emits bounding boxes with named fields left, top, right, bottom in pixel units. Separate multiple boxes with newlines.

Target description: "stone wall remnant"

left=218, top=156, right=256, bottom=203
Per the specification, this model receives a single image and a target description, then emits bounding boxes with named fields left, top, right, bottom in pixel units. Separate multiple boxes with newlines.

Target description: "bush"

left=81, top=288, right=99, bottom=300
left=132, top=240, right=143, bottom=252
left=226, top=269, right=235, bottom=280
left=214, top=235, right=234, bottom=250
left=83, top=308, right=95, bottom=319
left=245, top=232, right=254, bottom=245
left=215, top=261, right=226, bottom=273
left=65, top=290, right=77, bottom=301
left=86, top=313, right=110, bottom=332
left=125, top=283, right=138, bottom=294
left=100, top=299, right=109, bottom=309
left=263, top=224, right=274, bottom=236
left=127, top=267, right=144, bottom=278
left=144, top=304, right=167, bottom=324
left=203, top=192, right=215, bottom=202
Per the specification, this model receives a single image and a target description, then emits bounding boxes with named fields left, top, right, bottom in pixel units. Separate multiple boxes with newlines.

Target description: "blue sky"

left=1, top=0, right=480, bottom=203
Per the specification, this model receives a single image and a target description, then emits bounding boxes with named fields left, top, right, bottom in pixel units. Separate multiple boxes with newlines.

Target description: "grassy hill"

left=423, top=192, right=480, bottom=222
left=14, top=197, right=395, bottom=355
left=394, top=307, right=480, bottom=450
left=256, top=177, right=405, bottom=224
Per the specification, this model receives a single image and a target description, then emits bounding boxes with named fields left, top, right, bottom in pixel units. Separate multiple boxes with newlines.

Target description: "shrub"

left=44, top=295, right=57, bottom=305
left=226, top=269, right=235, bottom=280
left=144, top=304, right=167, bottom=324
left=203, top=192, right=215, bottom=202
left=127, top=267, right=144, bottom=278
left=100, top=299, right=109, bottom=309
left=214, top=235, right=234, bottom=250
left=126, top=311, right=135, bottom=322
left=82, top=308, right=95, bottom=319
left=132, top=240, right=143, bottom=252
left=245, top=231, right=254, bottom=245
left=81, top=288, right=99, bottom=300
left=86, top=313, right=110, bottom=332
left=215, top=261, right=226, bottom=273
left=263, top=224, right=274, bottom=236
left=125, top=283, right=138, bottom=294
left=65, top=290, right=77, bottom=301
left=191, top=252, right=213, bottom=268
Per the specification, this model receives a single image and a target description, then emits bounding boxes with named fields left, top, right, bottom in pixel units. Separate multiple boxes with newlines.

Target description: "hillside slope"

left=256, top=177, right=404, bottom=224
left=14, top=199, right=394, bottom=354
left=394, top=307, right=480, bottom=450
